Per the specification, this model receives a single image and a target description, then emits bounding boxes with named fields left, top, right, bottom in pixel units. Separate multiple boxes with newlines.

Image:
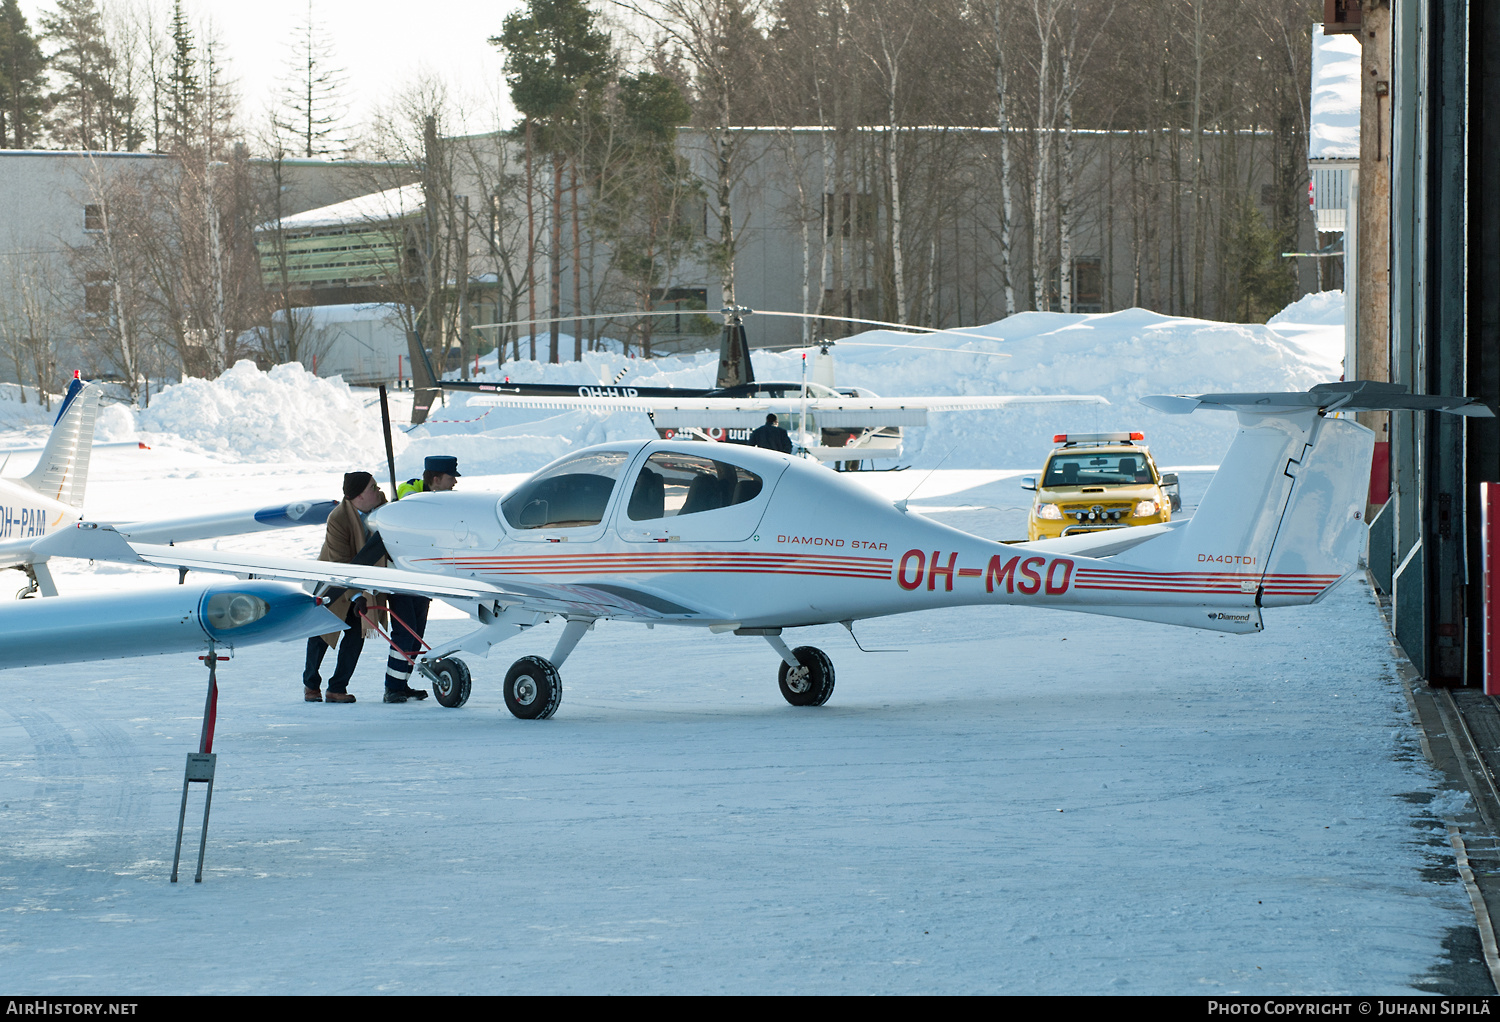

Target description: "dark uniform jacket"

left=749, top=423, right=793, bottom=453
left=317, top=495, right=389, bottom=647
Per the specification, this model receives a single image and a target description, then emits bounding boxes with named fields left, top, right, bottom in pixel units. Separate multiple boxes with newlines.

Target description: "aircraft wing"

left=0, top=536, right=40, bottom=565
left=32, top=523, right=719, bottom=623
left=1142, top=380, right=1494, bottom=417
left=469, top=393, right=1108, bottom=429
left=107, top=499, right=339, bottom=544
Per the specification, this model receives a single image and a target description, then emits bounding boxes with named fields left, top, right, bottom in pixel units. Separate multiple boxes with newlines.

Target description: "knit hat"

left=343, top=471, right=374, bottom=500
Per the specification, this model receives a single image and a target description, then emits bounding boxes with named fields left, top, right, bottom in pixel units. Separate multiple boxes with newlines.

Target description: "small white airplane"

left=34, top=379, right=1491, bottom=717
left=0, top=372, right=342, bottom=598
left=0, top=374, right=347, bottom=664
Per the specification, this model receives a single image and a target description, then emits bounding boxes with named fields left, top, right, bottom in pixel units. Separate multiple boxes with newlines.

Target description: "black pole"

left=379, top=384, right=399, bottom=500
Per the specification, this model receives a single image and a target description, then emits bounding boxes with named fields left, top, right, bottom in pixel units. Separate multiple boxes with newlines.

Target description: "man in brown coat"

left=302, top=471, right=388, bottom=703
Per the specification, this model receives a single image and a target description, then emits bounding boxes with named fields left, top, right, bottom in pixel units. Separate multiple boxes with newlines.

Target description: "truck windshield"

left=1042, top=451, right=1155, bottom=486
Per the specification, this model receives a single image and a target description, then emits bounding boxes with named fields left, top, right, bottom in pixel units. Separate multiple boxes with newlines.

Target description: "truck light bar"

left=1052, top=432, right=1144, bottom=444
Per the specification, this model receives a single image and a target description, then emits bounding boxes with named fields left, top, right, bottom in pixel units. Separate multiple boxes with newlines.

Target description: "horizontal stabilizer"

left=1142, top=380, right=1494, bottom=417
left=1017, top=521, right=1183, bottom=559
left=1063, top=602, right=1265, bottom=634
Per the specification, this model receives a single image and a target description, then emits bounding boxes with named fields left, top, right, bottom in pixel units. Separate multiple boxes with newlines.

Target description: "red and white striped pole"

left=1484, top=483, right=1500, bottom=695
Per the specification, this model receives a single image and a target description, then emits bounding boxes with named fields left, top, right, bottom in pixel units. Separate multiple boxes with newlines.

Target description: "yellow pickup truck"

left=1022, top=432, right=1182, bottom=541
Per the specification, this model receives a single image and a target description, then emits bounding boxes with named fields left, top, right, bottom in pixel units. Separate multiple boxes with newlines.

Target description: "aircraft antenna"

left=895, top=440, right=962, bottom=512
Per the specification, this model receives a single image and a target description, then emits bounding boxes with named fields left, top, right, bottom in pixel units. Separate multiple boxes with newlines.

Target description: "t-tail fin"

left=20, top=375, right=101, bottom=510
left=1104, top=408, right=1373, bottom=611
left=1020, top=382, right=1481, bottom=634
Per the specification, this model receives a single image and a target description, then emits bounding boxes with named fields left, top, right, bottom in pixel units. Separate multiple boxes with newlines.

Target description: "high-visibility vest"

left=397, top=478, right=424, bottom=499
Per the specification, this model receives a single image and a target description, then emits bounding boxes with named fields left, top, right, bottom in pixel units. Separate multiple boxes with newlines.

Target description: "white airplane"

left=33, top=380, right=1491, bottom=716
left=450, top=308, right=1107, bottom=465
left=0, top=374, right=348, bottom=665
left=0, top=373, right=341, bottom=599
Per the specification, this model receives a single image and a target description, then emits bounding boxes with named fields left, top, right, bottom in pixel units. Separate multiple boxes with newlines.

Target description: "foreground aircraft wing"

left=33, top=523, right=720, bottom=623
left=1142, top=380, right=1494, bottom=417
left=469, top=393, right=1108, bottom=428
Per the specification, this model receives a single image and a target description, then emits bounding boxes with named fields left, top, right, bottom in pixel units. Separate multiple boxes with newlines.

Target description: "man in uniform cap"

left=397, top=455, right=461, bottom=498
left=384, top=455, right=461, bottom=701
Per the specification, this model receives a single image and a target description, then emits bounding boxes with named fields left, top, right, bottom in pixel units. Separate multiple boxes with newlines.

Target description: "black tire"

left=429, top=657, right=472, bottom=708
left=777, top=646, right=835, bottom=707
left=504, top=655, right=562, bottom=719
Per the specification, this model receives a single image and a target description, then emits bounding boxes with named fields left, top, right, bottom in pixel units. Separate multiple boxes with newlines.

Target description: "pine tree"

left=493, top=0, right=615, bottom=361
left=163, top=0, right=197, bottom=149
left=274, top=1, right=348, bottom=157
left=42, top=0, right=118, bottom=150
left=0, top=0, right=45, bottom=148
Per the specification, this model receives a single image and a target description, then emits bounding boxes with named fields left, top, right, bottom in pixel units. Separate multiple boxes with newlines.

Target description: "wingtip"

left=1140, top=395, right=1202, bottom=415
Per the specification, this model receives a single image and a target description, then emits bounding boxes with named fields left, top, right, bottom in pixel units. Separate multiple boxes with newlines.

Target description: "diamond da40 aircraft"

left=0, top=375, right=346, bottom=666
left=27, top=376, right=1491, bottom=718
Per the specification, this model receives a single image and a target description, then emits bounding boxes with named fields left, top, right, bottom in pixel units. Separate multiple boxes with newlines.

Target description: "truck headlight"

left=1037, top=503, right=1063, bottom=520
left=1133, top=500, right=1159, bottom=517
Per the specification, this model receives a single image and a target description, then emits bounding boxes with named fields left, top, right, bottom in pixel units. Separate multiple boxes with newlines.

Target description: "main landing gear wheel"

left=428, top=657, right=472, bottom=709
left=504, top=655, right=562, bottom=719
left=778, top=646, right=835, bottom=707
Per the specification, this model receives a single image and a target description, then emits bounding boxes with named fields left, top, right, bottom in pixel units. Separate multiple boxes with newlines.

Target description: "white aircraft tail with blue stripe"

left=19, top=374, right=101, bottom=510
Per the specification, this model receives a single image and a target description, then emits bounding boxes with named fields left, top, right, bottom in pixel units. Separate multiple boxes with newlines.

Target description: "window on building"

left=84, top=205, right=103, bottom=232
left=647, top=287, right=709, bottom=334
left=823, top=192, right=875, bottom=238
left=1045, top=258, right=1103, bottom=313
left=83, top=271, right=110, bottom=315
left=820, top=287, right=877, bottom=325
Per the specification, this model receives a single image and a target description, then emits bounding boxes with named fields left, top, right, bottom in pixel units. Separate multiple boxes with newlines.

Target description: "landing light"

left=205, top=592, right=269, bottom=630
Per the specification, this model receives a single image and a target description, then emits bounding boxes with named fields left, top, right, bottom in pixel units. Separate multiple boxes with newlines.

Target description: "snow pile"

left=93, top=402, right=138, bottom=441
left=1269, top=290, right=1345, bottom=327
left=0, top=383, right=59, bottom=430
left=443, top=302, right=1343, bottom=471
left=93, top=296, right=1345, bottom=476
left=136, top=360, right=404, bottom=466
left=1310, top=26, right=1361, bottom=160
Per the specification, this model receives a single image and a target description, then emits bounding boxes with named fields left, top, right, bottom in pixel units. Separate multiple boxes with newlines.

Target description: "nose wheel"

left=504, top=655, right=562, bottom=719
left=425, top=657, right=472, bottom=708
left=777, top=646, right=835, bottom=707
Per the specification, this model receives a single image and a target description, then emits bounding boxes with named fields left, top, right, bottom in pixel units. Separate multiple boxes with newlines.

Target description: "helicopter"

left=416, top=307, right=1106, bottom=466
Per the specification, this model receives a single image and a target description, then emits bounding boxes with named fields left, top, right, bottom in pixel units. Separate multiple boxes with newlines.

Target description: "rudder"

left=20, top=376, right=102, bottom=510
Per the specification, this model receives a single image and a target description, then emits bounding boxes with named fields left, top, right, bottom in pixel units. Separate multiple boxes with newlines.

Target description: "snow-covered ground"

left=0, top=295, right=1480, bottom=994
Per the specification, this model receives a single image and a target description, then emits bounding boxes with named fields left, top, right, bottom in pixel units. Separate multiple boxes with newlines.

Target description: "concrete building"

left=257, top=124, right=1315, bottom=383
left=0, top=150, right=416, bottom=389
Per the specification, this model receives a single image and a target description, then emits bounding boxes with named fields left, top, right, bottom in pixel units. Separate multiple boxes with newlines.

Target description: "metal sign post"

left=171, top=645, right=224, bottom=883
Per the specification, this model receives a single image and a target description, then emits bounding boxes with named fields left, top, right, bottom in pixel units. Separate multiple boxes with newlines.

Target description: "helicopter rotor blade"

left=466, top=308, right=1011, bottom=349
left=468, top=309, right=702, bottom=331
left=746, top=310, right=1010, bottom=346
left=764, top=341, right=1011, bottom=359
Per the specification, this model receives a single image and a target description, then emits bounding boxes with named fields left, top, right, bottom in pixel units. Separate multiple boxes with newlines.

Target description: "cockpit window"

left=501, top=450, right=630, bottom=529
left=627, top=452, right=763, bottom=521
